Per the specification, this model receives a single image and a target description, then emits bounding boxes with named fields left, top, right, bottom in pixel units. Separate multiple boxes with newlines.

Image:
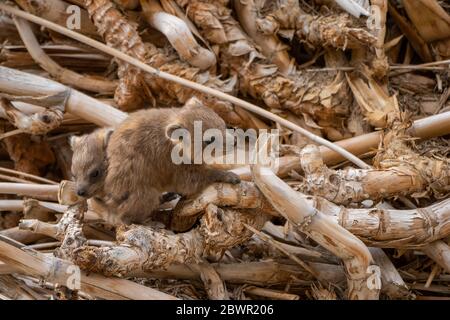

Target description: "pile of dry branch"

left=0, top=0, right=449, bottom=300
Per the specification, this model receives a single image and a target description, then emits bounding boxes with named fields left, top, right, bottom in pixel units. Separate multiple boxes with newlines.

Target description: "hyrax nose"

left=77, top=188, right=87, bottom=197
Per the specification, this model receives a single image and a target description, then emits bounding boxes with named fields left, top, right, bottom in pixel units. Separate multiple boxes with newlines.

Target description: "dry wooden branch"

left=174, top=0, right=355, bottom=140
left=0, top=235, right=177, bottom=299
left=369, top=247, right=413, bottom=299
left=0, top=98, right=64, bottom=135
left=228, top=110, right=450, bottom=179
left=257, top=0, right=377, bottom=50
left=0, top=66, right=127, bottom=127
left=145, top=260, right=346, bottom=285
left=233, top=0, right=294, bottom=75
left=54, top=177, right=450, bottom=252
left=0, top=3, right=370, bottom=168
left=422, top=240, right=450, bottom=274
left=20, top=201, right=271, bottom=277
left=294, top=144, right=449, bottom=205
left=250, top=136, right=380, bottom=300
left=0, top=167, right=57, bottom=185
left=170, top=181, right=277, bottom=232
left=243, top=286, right=299, bottom=300
left=140, top=0, right=216, bottom=70
left=13, top=17, right=117, bottom=94
left=188, top=263, right=229, bottom=300
left=151, top=178, right=450, bottom=249
left=0, top=182, right=58, bottom=201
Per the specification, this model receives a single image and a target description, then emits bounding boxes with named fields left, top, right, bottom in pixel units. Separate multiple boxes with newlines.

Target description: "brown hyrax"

left=71, top=97, right=240, bottom=225
left=70, top=127, right=113, bottom=199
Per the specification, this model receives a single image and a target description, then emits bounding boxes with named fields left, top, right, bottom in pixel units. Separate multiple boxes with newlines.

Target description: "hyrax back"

left=105, top=97, right=240, bottom=224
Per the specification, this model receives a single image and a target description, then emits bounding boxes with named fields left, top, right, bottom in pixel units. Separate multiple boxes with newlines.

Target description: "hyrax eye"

left=90, top=169, right=100, bottom=179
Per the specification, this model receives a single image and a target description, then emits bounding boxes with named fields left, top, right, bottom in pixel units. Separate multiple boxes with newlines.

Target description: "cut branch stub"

left=0, top=97, right=64, bottom=135
left=0, top=66, right=127, bottom=127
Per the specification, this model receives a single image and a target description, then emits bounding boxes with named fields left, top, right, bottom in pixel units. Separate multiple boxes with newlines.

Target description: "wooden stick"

left=422, top=241, right=450, bottom=274
left=140, top=0, right=216, bottom=70
left=188, top=263, right=229, bottom=300
left=0, top=128, right=23, bottom=140
left=425, top=264, right=440, bottom=288
left=250, top=136, right=380, bottom=299
left=0, top=3, right=369, bottom=169
left=0, top=183, right=58, bottom=197
left=0, top=66, right=126, bottom=127
left=0, top=235, right=178, bottom=300
left=244, top=223, right=319, bottom=279
left=228, top=110, right=450, bottom=178
left=13, top=17, right=117, bottom=93
left=244, top=286, right=300, bottom=300
left=0, top=167, right=57, bottom=185
left=369, top=248, right=412, bottom=299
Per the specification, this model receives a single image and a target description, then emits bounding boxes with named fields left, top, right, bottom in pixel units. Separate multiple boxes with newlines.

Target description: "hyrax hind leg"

left=110, top=188, right=161, bottom=225
left=207, top=169, right=241, bottom=185
left=176, top=168, right=241, bottom=198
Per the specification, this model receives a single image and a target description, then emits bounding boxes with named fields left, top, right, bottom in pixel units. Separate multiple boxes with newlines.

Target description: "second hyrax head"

left=70, top=128, right=113, bottom=198
left=165, top=97, right=232, bottom=163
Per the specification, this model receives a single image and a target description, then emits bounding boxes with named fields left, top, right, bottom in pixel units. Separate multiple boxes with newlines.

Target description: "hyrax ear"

left=69, top=135, right=81, bottom=150
left=102, top=128, right=114, bottom=149
left=165, top=122, right=185, bottom=143
left=183, top=96, right=204, bottom=110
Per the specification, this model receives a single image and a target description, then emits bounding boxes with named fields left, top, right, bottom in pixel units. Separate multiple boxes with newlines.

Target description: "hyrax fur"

left=70, top=127, right=112, bottom=199
left=105, top=97, right=240, bottom=224
left=71, top=98, right=240, bottom=225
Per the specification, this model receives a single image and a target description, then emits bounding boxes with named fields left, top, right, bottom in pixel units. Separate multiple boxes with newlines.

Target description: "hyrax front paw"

left=222, top=172, right=241, bottom=185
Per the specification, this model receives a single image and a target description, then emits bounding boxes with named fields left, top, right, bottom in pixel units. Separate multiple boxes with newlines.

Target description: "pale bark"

left=0, top=4, right=375, bottom=168
left=0, top=236, right=177, bottom=299
left=250, top=138, right=380, bottom=300
left=0, top=66, right=127, bottom=127
left=228, top=110, right=450, bottom=178
left=243, top=286, right=299, bottom=300
left=0, top=183, right=58, bottom=201
left=146, top=261, right=346, bottom=285
left=422, top=241, right=450, bottom=274
left=161, top=181, right=450, bottom=248
left=141, top=0, right=216, bottom=70
left=13, top=17, right=117, bottom=94
left=294, top=144, right=449, bottom=205
left=233, top=0, right=294, bottom=75
left=189, top=263, right=229, bottom=300
left=20, top=202, right=270, bottom=276
left=369, top=248, right=413, bottom=299
left=257, top=0, right=377, bottom=50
